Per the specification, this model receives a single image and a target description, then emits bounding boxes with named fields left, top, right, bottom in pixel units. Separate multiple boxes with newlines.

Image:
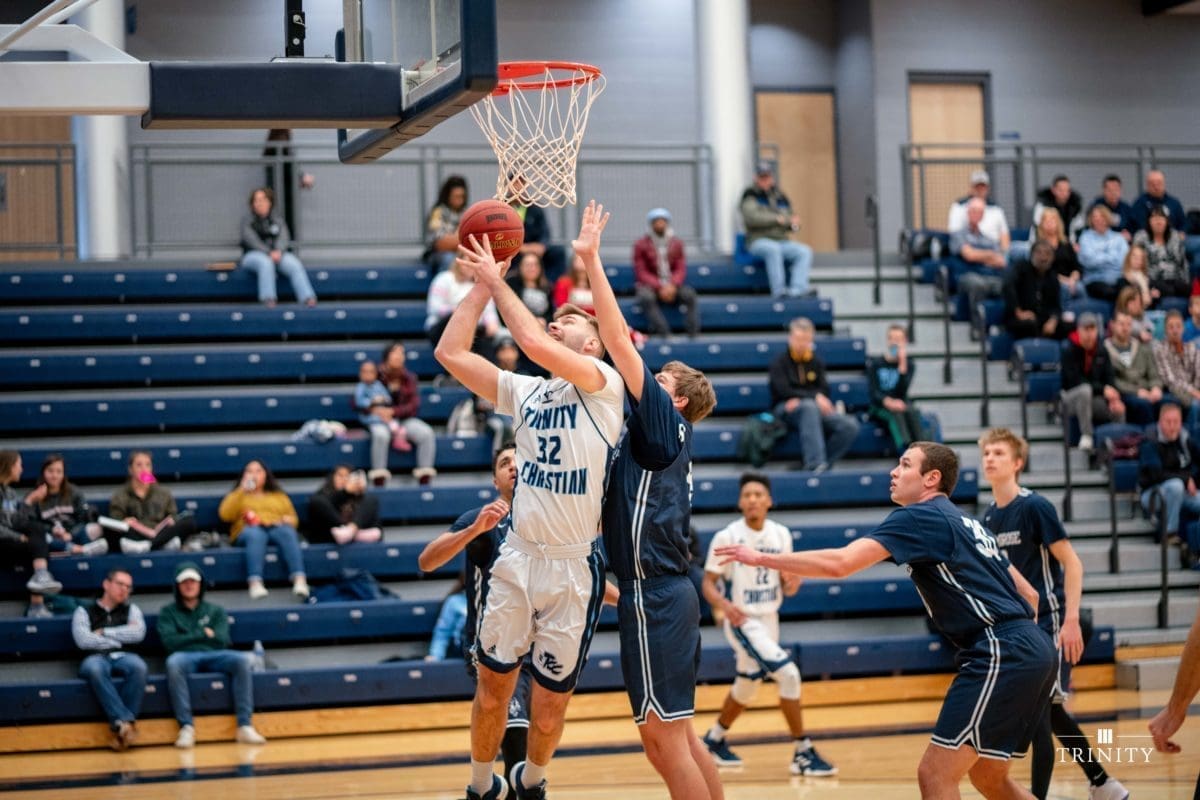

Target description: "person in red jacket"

left=633, top=208, right=700, bottom=339
left=380, top=343, right=438, bottom=485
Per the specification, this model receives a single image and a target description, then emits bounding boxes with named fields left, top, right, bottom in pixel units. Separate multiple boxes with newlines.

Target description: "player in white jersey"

left=701, top=473, right=838, bottom=777
left=436, top=230, right=625, bottom=800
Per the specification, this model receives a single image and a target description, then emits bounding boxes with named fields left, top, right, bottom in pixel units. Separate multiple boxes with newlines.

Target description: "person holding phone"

left=866, top=323, right=926, bottom=453
left=218, top=460, right=308, bottom=600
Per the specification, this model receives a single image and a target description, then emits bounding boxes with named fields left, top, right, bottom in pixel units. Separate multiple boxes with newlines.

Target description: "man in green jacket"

left=157, top=562, right=266, bottom=747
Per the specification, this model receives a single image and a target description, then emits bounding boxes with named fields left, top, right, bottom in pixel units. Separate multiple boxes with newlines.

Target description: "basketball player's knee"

left=729, top=676, right=761, bottom=705
left=770, top=662, right=801, bottom=701
left=475, top=673, right=510, bottom=714
left=967, top=760, right=1008, bottom=793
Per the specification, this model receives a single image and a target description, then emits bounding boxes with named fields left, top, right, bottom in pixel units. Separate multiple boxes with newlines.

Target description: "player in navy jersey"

left=576, top=200, right=723, bottom=799
left=716, top=442, right=1056, bottom=799
left=979, top=429, right=1128, bottom=800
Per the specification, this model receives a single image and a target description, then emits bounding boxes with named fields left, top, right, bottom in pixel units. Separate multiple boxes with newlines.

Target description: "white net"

left=470, top=64, right=605, bottom=208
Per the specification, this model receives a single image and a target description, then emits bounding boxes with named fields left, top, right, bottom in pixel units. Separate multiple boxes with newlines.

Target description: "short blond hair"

left=978, top=428, right=1028, bottom=472
left=553, top=303, right=605, bottom=358
left=661, top=360, right=717, bottom=423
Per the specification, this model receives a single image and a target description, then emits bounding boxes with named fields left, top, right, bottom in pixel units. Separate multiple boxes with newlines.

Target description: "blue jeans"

left=775, top=400, right=860, bottom=469
left=749, top=238, right=813, bottom=297
left=239, top=250, right=316, bottom=304
left=236, top=524, right=306, bottom=583
left=79, top=652, right=148, bottom=728
left=165, top=650, right=255, bottom=727
left=1142, top=477, right=1200, bottom=538
left=1121, top=393, right=1157, bottom=426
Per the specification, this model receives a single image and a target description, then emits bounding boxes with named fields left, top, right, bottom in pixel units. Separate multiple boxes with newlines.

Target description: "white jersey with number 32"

left=704, top=518, right=793, bottom=617
left=496, top=359, right=624, bottom=547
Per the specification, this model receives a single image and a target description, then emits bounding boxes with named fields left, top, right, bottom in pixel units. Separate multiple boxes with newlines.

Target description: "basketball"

left=458, top=199, right=525, bottom=263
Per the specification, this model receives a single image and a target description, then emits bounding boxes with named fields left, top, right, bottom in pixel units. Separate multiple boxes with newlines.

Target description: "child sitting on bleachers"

left=354, top=360, right=410, bottom=486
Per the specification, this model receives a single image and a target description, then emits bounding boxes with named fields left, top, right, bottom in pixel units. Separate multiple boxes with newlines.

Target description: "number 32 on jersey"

left=962, top=516, right=1002, bottom=561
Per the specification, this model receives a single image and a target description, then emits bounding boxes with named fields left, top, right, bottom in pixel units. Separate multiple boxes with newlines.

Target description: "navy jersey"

left=981, top=488, right=1067, bottom=630
left=866, top=495, right=1034, bottom=650
left=452, top=506, right=512, bottom=660
left=601, top=364, right=694, bottom=582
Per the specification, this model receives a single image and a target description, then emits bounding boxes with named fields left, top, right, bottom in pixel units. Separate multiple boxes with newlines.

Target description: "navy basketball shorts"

left=617, top=574, right=702, bottom=726
left=931, top=619, right=1057, bottom=760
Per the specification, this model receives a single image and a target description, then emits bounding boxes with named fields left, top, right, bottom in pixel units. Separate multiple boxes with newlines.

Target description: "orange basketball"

left=458, top=199, right=525, bottom=263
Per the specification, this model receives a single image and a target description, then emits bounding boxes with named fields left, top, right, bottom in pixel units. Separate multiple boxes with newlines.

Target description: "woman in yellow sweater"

left=218, top=460, right=309, bottom=600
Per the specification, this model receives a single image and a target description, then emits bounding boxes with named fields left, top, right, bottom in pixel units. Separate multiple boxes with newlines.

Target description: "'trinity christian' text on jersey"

left=602, top=363, right=694, bottom=581
left=497, top=360, right=624, bottom=547
left=866, top=495, right=1033, bottom=650
left=704, top=518, right=793, bottom=617
left=981, top=487, right=1067, bottom=631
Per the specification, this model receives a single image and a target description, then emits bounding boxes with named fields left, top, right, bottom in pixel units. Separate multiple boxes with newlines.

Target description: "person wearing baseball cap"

left=947, top=169, right=1011, bottom=251
left=1061, top=311, right=1125, bottom=453
left=740, top=162, right=816, bottom=299
left=632, top=207, right=700, bottom=338
left=157, top=562, right=267, bottom=748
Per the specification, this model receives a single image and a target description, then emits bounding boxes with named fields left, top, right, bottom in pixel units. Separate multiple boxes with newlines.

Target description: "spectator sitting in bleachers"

left=108, top=450, right=196, bottom=553
left=1134, top=206, right=1190, bottom=302
left=1132, top=170, right=1188, bottom=235
left=424, top=175, right=468, bottom=273
left=866, top=324, right=924, bottom=452
left=239, top=187, right=317, bottom=308
left=952, top=197, right=1009, bottom=311
left=354, top=359, right=407, bottom=487
left=380, top=343, right=438, bottom=486
left=1062, top=313, right=1125, bottom=453
left=1186, top=296, right=1200, bottom=344
left=553, top=255, right=596, bottom=315
left=740, top=161, right=815, bottom=298
left=1034, top=208, right=1082, bottom=302
left=0, top=450, right=62, bottom=617
left=768, top=317, right=860, bottom=473
left=1092, top=174, right=1136, bottom=242
left=1003, top=240, right=1068, bottom=342
left=1154, top=311, right=1200, bottom=435
left=159, top=561, right=267, bottom=748
left=425, top=254, right=500, bottom=363
left=947, top=170, right=1011, bottom=248
left=1079, top=204, right=1131, bottom=302
left=73, top=568, right=147, bottom=751
left=426, top=574, right=467, bottom=661
left=34, top=453, right=106, bottom=556
left=1031, top=174, right=1084, bottom=243
left=506, top=252, right=552, bottom=327
left=1137, top=402, right=1200, bottom=548
left=1105, top=310, right=1163, bottom=425
left=632, top=207, right=700, bottom=339
left=1115, top=285, right=1156, bottom=344
left=306, top=466, right=382, bottom=546
left=217, top=460, right=308, bottom=601
left=1120, top=244, right=1155, bottom=312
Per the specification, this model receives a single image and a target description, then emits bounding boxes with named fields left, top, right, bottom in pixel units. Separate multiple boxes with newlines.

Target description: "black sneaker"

left=791, top=745, right=838, bottom=776
left=702, top=733, right=742, bottom=767
left=465, top=774, right=508, bottom=800
left=510, top=762, right=546, bottom=799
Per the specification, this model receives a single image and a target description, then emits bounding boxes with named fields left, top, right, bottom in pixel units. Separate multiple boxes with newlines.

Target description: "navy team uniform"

left=866, top=495, right=1057, bottom=759
left=451, top=507, right=532, bottom=730
left=981, top=488, right=1073, bottom=700
left=601, top=364, right=701, bottom=725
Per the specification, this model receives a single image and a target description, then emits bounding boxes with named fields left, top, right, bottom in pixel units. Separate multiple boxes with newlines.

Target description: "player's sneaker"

left=510, top=762, right=546, bottom=800
left=464, top=774, right=508, bottom=800
left=1088, top=777, right=1129, bottom=800
left=702, top=733, right=743, bottom=767
left=791, top=746, right=838, bottom=776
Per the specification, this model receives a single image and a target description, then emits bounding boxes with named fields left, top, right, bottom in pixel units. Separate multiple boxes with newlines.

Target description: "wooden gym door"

left=755, top=91, right=839, bottom=252
left=0, top=116, right=76, bottom=261
left=907, top=80, right=986, bottom=229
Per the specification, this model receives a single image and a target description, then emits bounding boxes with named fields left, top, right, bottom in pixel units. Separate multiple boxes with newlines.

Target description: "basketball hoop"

left=470, top=61, right=605, bottom=208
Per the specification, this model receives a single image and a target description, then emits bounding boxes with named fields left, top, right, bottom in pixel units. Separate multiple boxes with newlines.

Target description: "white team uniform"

left=477, top=359, right=624, bottom=691
left=704, top=518, right=794, bottom=677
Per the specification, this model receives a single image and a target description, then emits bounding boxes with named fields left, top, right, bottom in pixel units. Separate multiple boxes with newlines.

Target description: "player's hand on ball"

left=571, top=199, right=610, bottom=259
left=714, top=544, right=762, bottom=567
left=456, top=234, right=509, bottom=286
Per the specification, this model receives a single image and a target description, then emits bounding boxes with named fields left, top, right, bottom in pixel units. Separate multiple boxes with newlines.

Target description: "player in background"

left=437, top=230, right=624, bottom=800
left=978, top=429, right=1129, bottom=800
left=701, top=473, right=837, bottom=777
left=574, top=201, right=724, bottom=799
left=715, top=443, right=1056, bottom=800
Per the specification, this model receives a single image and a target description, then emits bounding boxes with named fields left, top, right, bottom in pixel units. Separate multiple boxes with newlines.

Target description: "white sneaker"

left=175, top=724, right=195, bottom=748
left=119, top=538, right=152, bottom=554
left=292, top=576, right=310, bottom=599
left=1088, top=778, right=1129, bottom=800
left=248, top=581, right=269, bottom=600
left=162, top=536, right=182, bottom=551
left=236, top=725, right=267, bottom=745
left=1077, top=434, right=1094, bottom=452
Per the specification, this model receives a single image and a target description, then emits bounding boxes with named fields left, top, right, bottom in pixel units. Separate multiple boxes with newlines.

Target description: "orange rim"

left=492, top=60, right=602, bottom=96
